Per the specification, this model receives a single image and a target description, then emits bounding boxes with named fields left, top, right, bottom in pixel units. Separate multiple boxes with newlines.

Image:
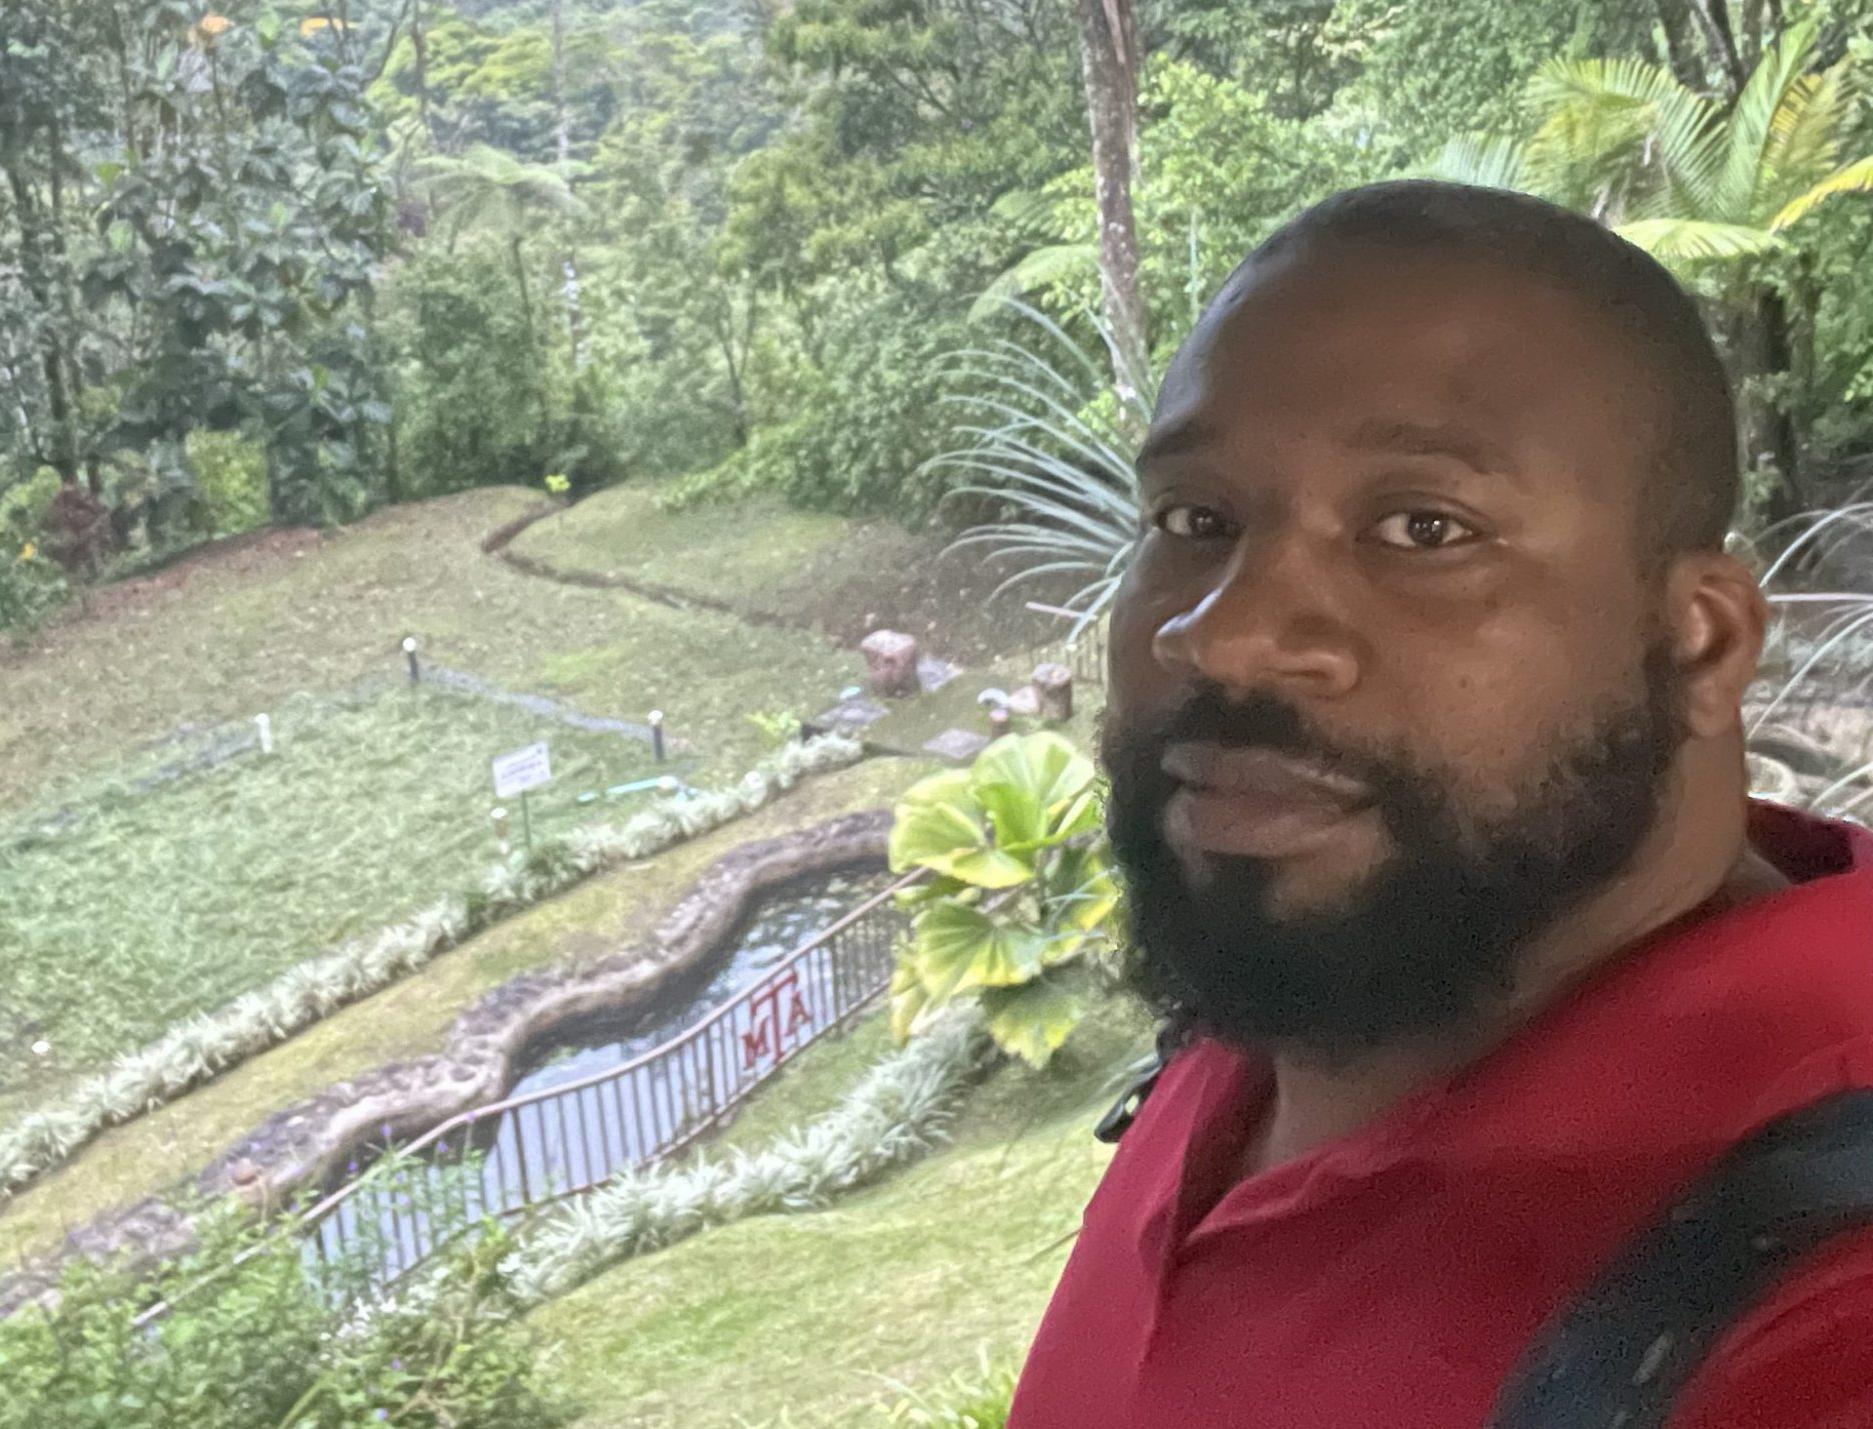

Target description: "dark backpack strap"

left=1490, top=1087, right=1873, bottom=1429
left=1094, top=1016, right=1196, bottom=1145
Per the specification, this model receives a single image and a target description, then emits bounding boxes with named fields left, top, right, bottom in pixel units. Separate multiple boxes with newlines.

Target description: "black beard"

left=1102, top=651, right=1684, bottom=1064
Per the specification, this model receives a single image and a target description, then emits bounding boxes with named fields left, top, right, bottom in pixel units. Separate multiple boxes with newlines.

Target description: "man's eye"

left=1369, top=510, right=1480, bottom=550
left=1154, top=504, right=1233, bottom=540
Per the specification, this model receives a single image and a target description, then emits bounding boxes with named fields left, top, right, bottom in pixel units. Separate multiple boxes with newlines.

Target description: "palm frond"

left=1525, top=55, right=1721, bottom=217
left=969, top=244, right=1099, bottom=322
left=1762, top=66, right=1849, bottom=207
left=1770, top=153, right=1873, bottom=230
left=1613, top=217, right=1781, bottom=263
left=1713, top=20, right=1820, bottom=224
left=1425, top=134, right=1530, bottom=192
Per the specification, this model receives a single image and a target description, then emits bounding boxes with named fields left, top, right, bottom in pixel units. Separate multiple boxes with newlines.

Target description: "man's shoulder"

left=1672, top=1228, right=1873, bottom=1428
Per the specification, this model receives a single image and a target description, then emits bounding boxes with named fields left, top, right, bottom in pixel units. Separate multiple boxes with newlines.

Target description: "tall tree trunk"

left=511, top=233, right=550, bottom=442
left=1651, top=0, right=1708, bottom=89
left=2, top=155, right=78, bottom=483
left=1073, top=0, right=1147, bottom=399
left=1691, top=0, right=1749, bottom=99
left=1732, top=291, right=1805, bottom=530
left=549, top=0, right=585, bottom=368
left=411, top=0, right=431, bottom=142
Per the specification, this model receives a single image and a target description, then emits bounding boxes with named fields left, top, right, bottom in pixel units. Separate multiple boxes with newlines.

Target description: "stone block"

left=860, top=629, right=921, bottom=698
left=1032, top=662, right=1073, bottom=721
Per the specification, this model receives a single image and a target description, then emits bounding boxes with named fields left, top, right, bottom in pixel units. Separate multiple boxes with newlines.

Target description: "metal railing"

left=296, top=868, right=920, bottom=1288
left=124, top=870, right=921, bottom=1327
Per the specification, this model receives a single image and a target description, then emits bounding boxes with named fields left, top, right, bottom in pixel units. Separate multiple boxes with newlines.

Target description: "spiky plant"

left=1742, top=503, right=1873, bottom=820
left=930, top=303, right=1156, bottom=637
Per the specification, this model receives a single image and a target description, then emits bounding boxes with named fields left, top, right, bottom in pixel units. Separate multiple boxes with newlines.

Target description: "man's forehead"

left=1144, top=246, right=1642, bottom=471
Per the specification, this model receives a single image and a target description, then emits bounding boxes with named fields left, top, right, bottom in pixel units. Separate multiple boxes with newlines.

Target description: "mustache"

left=1105, top=683, right=1391, bottom=789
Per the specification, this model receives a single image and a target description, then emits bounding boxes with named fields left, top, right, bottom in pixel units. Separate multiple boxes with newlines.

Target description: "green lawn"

left=530, top=996, right=1151, bottom=1429
left=508, top=486, right=850, bottom=612
left=0, top=684, right=669, bottom=1100
left=0, top=488, right=863, bottom=822
left=0, top=487, right=865, bottom=1112
left=506, top=483, right=1081, bottom=664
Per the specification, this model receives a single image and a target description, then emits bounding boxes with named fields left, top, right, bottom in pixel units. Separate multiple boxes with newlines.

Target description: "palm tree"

left=413, top=145, right=586, bottom=355
left=1435, top=21, right=1873, bottom=520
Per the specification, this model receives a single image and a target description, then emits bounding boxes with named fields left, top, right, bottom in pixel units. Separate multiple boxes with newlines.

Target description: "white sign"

left=492, top=742, right=552, bottom=799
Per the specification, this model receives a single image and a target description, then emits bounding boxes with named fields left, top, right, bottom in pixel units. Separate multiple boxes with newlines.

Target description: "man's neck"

left=1233, top=821, right=1789, bottom=1183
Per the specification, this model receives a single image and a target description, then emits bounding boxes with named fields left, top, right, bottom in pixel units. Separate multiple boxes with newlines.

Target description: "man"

left=1009, top=182, right=1873, bottom=1427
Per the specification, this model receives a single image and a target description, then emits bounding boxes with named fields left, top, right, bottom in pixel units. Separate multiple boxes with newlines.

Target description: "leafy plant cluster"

left=0, top=1200, right=564, bottom=1429
left=0, top=0, right=393, bottom=569
left=888, top=732, right=1120, bottom=1068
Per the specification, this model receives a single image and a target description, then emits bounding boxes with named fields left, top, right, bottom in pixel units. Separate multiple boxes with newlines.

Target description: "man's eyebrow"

left=1135, top=419, right=1217, bottom=471
left=1345, top=417, right=1517, bottom=476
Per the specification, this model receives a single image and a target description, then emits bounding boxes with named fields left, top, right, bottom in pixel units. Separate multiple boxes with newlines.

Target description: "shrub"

left=888, top=732, right=1119, bottom=1067
left=0, top=469, right=69, bottom=634
left=0, top=1202, right=564, bottom=1429
left=388, top=246, right=550, bottom=496
left=663, top=293, right=971, bottom=522
left=185, top=429, right=269, bottom=537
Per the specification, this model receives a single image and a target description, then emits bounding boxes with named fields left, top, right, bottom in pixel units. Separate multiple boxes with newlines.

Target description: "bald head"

left=1218, top=181, right=1738, bottom=560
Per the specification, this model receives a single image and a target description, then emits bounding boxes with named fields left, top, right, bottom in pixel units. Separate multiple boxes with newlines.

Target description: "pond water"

left=307, top=862, right=895, bottom=1286
left=508, top=865, right=889, bottom=1100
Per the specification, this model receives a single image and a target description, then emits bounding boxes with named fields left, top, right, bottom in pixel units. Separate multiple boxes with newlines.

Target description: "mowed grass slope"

left=531, top=997, right=1150, bottom=1429
left=0, top=487, right=864, bottom=1112
left=0, top=487, right=862, bottom=820
left=507, top=484, right=1079, bottom=663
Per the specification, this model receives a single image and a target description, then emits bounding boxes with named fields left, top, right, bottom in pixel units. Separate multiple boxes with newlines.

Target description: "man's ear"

left=1664, top=551, right=1768, bottom=740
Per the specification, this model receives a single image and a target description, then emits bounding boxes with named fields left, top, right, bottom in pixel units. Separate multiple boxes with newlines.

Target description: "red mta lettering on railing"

left=740, top=965, right=814, bottom=1069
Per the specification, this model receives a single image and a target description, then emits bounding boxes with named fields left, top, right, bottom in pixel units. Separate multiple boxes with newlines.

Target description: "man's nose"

left=1151, top=533, right=1365, bottom=699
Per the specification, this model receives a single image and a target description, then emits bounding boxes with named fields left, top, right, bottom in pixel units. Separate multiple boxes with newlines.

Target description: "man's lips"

left=1160, top=742, right=1376, bottom=859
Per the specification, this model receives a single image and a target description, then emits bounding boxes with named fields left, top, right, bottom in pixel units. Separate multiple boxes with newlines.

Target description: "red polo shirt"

left=1011, top=805, right=1873, bottom=1428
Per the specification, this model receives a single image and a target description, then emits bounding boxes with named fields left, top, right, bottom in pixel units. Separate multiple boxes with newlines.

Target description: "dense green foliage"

left=0, top=1203, right=564, bottom=1429
left=5, top=0, right=1871, bottom=633
left=0, top=1, right=392, bottom=549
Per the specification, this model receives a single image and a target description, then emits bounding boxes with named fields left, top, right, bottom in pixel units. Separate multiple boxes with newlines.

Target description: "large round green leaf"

left=971, top=731, right=1100, bottom=854
left=889, top=767, right=1032, bottom=887
left=980, top=976, right=1088, bottom=1068
left=913, top=900, right=1050, bottom=1000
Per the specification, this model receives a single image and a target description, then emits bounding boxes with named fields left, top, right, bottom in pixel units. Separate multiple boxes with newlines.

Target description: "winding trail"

left=480, top=501, right=799, bottom=632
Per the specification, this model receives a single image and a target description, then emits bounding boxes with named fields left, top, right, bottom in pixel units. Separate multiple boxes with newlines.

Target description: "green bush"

left=888, top=732, right=1120, bottom=1068
left=388, top=246, right=550, bottom=496
left=0, top=1200, right=565, bottom=1429
left=185, top=430, right=269, bottom=537
left=665, top=295, right=970, bottom=522
left=0, top=471, right=70, bottom=634
left=0, top=541, right=68, bottom=639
